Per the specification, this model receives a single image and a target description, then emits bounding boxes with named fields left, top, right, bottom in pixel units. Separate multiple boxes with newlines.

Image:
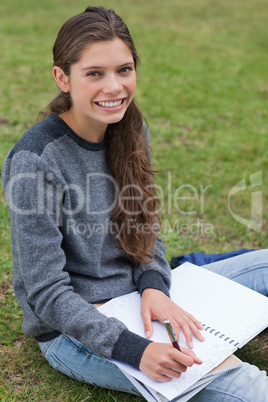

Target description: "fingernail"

left=200, top=334, right=205, bottom=341
left=145, top=331, right=151, bottom=338
left=189, top=341, right=193, bottom=349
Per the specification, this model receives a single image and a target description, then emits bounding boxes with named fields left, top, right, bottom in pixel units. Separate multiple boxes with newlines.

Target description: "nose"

left=102, top=74, right=123, bottom=95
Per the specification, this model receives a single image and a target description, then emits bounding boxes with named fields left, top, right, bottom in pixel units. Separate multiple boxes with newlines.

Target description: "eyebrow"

left=81, top=61, right=135, bottom=71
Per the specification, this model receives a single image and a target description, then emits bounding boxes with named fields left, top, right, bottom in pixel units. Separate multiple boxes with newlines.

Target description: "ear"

left=53, top=66, right=70, bottom=93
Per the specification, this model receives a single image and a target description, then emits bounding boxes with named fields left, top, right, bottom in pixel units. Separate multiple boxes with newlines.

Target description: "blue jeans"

left=39, top=249, right=268, bottom=401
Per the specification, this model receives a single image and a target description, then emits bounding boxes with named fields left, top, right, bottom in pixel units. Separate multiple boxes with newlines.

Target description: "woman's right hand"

left=139, top=342, right=202, bottom=382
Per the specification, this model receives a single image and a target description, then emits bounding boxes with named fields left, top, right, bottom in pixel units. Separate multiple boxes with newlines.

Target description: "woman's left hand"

left=141, top=288, right=205, bottom=349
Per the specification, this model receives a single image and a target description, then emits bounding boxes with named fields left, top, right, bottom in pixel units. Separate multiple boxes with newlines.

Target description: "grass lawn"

left=0, top=0, right=267, bottom=400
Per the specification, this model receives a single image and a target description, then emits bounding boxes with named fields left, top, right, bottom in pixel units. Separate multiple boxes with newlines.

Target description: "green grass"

left=0, top=0, right=267, bottom=400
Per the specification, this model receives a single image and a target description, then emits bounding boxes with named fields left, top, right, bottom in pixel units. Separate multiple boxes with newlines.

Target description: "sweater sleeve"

left=2, top=151, right=151, bottom=368
left=133, top=238, right=171, bottom=297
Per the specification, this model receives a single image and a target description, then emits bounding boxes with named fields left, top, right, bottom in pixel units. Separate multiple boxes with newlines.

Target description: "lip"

left=94, top=98, right=126, bottom=112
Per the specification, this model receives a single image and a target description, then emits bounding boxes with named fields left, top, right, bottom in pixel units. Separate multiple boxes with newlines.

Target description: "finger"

left=189, top=322, right=205, bottom=342
left=167, top=360, right=189, bottom=373
left=159, top=369, right=182, bottom=380
left=179, top=321, right=194, bottom=349
left=160, top=357, right=188, bottom=377
left=173, top=314, right=205, bottom=345
left=169, top=347, right=195, bottom=368
left=151, top=372, right=175, bottom=382
left=185, top=313, right=204, bottom=331
left=141, top=309, right=153, bottom=338
left=181, top=347, right=203, bottom=365
left=196, top=321, right=204, bottom=330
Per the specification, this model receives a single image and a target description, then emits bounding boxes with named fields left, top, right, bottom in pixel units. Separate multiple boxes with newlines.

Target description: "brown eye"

left=87, top=71, right=100, bottom=77
left=119, top=67, right=132, bottom=73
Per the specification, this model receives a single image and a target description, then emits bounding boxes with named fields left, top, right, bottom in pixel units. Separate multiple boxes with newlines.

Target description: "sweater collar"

left=49, top=113, right=107, bottom=151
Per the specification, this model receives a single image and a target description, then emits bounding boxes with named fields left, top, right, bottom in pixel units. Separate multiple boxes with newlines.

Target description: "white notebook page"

left=170, top=264, right=268, bottom=347
left=99, top=262, right=268, bottom=400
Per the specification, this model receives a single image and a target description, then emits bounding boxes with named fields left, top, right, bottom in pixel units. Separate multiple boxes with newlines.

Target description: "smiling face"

left=53, top=38, right=136, bottom=142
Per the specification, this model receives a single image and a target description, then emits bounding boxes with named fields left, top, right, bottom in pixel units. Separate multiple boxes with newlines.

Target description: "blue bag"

left=170, top=249, right=257, bottom=268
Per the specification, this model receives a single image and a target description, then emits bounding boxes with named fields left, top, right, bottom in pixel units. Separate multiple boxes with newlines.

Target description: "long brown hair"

left=46, top=6, right=161, bottom=265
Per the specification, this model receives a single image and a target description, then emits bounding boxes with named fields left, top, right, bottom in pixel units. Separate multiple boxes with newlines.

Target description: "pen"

left=164, top=319, right=181, bottom=351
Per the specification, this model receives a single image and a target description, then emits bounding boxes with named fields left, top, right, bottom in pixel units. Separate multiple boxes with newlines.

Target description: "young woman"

left=2, top=6, right=267, bottom=400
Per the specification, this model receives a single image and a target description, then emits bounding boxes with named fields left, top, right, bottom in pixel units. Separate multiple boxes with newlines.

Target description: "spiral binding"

left=201, top=323, right=239, bottom=347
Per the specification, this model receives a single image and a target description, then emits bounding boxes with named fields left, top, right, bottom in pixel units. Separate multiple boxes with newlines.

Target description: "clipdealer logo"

left=228, top=171, right=262, bottom=233
left=4, top=169, right=263, bottom=234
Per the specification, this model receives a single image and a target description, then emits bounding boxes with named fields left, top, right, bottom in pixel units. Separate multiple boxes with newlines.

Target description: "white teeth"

left=97, top=99, right=123, bottom=107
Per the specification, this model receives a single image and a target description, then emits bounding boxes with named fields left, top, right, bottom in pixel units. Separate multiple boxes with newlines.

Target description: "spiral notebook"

left=99, top=262, right=268, bottom=401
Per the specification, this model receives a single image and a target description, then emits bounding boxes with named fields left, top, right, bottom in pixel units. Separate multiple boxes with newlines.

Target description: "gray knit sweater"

left=1, top=113, right=171, bottom=369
